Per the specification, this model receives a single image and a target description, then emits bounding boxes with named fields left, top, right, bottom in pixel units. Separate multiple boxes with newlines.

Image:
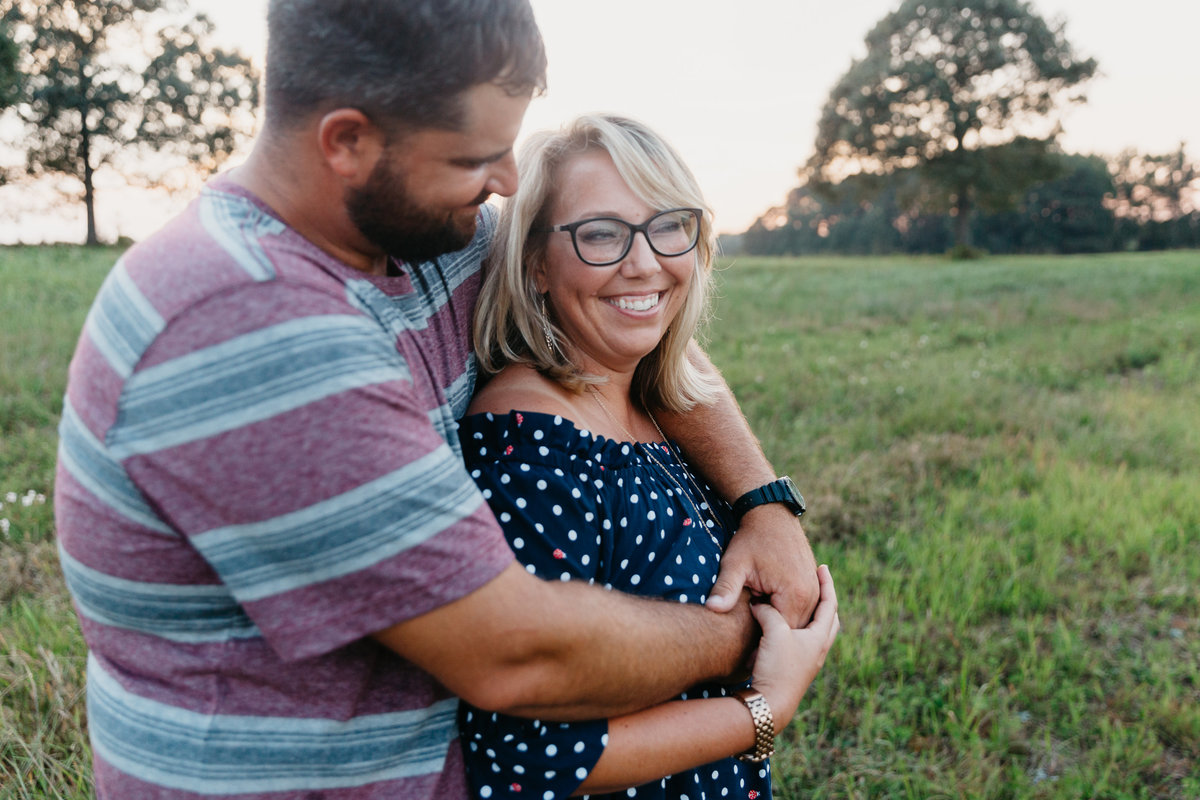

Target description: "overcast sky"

left=5, top=0, right=1198, bottom=242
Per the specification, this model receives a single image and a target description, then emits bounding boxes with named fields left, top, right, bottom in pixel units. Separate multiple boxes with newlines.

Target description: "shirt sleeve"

left=466, top=449, right=607, bottom=584
left=117, top=281, right=514, bottom=661
left=459, top=436, right=610, bottom=798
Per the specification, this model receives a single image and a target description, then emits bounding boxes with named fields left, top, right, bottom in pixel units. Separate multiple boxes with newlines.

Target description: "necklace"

left=588, top=388, right=714, bottom=531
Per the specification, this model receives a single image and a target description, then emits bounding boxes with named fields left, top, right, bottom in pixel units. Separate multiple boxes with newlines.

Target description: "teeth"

left=609, top=293, right=661, bottom=311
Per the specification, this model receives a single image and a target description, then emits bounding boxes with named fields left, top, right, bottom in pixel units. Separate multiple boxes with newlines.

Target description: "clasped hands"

left=708, top=505, right=841, bottom=729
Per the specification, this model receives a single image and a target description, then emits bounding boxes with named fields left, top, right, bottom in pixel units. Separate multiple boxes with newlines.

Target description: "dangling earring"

left=540, top=295, right=557, bottom=353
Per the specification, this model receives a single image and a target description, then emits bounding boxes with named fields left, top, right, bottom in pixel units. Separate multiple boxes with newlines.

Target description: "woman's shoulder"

left=468, top=364, right=580, bottom=419
left=460, top=369, right=643, bottom=469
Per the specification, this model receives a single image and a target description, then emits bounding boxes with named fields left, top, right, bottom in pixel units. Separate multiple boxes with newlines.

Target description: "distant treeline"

left=733, top=147, right=1199, bottom=257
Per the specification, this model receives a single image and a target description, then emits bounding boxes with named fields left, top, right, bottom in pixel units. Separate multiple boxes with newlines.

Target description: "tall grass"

left=2, top=246, right=115, bottom=800
left=1, top=246, right=1197, bottom=798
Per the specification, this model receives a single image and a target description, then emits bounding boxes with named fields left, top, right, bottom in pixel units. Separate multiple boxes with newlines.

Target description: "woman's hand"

left=747, top=564, right=840, bottom=732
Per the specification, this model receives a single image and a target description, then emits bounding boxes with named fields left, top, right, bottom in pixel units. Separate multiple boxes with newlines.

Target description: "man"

left=55, top=1, right=824, bottom=797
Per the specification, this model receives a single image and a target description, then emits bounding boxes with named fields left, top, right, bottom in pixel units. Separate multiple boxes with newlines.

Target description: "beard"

left=345, top=155, right=488, bottom=265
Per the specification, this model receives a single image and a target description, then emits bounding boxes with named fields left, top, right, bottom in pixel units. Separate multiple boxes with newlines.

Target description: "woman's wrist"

left=751, top=682, right=799, bottom=736
left=732, top=688, right=776, bottom=762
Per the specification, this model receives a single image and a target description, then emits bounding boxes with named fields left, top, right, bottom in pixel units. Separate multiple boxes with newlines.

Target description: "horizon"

left=2, top=0, right=1198, bottom=244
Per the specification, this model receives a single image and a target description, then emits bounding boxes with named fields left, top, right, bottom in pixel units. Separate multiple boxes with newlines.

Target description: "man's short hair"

left=265, top=0, right=546, bottom=132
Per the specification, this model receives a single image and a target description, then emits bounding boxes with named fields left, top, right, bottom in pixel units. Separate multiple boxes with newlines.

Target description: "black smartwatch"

left=731, top=476, right=806, bottom=523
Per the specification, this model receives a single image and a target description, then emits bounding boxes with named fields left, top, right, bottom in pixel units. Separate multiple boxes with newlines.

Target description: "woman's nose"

left=619, top=232, right=661, bottom=276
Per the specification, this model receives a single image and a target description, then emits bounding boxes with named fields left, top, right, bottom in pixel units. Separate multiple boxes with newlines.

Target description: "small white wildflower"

left=896, top=386, right=905, bottom=395
left=0, top=518, right=9, bottom=536
left=859, top=340, right=868, bottom=349
left=35, top=494, right=45, bottom=504
left=4, top=492, right=16, bottom=503
left=21, top=494, right=34, bottom=507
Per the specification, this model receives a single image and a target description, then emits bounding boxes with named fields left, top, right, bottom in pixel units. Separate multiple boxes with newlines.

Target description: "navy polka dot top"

left=458, top=410, right=772, bottom=800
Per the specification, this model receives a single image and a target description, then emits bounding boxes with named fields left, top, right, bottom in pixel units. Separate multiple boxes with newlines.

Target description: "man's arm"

left=373, top=562, right=755, bottom=719
left=655, top=341, right=820, bottom=626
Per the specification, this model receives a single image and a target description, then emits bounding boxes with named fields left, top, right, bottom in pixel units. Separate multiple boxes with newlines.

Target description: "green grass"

left=707, top=251, right=1200, bottom=799
left=2, top=246, right=1198, bottom=798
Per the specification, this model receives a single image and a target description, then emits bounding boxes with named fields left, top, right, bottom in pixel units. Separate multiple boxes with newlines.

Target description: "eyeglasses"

left=539, top=207, right=702, bottom=267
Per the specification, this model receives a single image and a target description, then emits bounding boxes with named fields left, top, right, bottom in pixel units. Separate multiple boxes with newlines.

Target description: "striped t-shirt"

left=54, top=177, right=515, bottom=799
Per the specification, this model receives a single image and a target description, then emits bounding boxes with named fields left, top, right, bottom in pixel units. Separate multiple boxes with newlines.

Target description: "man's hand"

left=706, top=503, right=819, bottom=627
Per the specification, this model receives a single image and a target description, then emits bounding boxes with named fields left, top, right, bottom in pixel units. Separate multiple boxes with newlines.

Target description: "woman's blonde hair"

left=473, top=113, right=720, bottom=414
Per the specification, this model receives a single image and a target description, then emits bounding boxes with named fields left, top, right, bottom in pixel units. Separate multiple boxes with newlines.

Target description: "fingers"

left=705, top=554, right=750, bottom=613
left=807, top=565, right=839, bottom=637
left=769, top=585, right=809, bottom=629
left=751, top=566, right=838, bottom=631
left=749, top=598, right=789, bottom=635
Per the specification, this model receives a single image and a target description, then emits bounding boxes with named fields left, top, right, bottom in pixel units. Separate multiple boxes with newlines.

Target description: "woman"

left=460, top=114, right=838, bottom=800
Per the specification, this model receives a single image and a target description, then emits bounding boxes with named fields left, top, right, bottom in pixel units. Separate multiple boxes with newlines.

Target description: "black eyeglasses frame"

left=537, top=207, right=704, bottom=267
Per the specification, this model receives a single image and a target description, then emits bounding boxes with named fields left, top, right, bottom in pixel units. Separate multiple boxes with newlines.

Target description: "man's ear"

left=317, top=108, right=385, bottom=182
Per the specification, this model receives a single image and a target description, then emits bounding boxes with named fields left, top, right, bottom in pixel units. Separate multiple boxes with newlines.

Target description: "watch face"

left=781, top=477, right=806, bottom=515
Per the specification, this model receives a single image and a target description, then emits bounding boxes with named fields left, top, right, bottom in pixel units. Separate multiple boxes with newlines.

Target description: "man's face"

left=347, top=82, right=530, bottom=264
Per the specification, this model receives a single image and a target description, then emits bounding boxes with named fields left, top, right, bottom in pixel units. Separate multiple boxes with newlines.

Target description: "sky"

left=4, top=0, right=1199, bottom=242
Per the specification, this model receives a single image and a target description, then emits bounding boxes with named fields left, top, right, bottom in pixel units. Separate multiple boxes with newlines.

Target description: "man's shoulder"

left=78, top=182, right=374, bottom=390
left=126, top=182, right=344, bottom=312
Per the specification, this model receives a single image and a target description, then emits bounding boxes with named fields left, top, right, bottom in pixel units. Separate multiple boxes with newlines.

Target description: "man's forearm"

left=375, top=562, right=755, bottom=720
left=656, top=341, right=822, bottom=626
left=657, top=341, right=776, bottom=501
left=488, top=575, right=756, bottom=719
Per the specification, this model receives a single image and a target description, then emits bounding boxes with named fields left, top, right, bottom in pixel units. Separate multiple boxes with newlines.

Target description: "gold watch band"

left=734, top=688, right=775, bottom=763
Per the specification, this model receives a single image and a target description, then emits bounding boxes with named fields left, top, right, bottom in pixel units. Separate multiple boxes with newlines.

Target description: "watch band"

left=734, top=688, right=775, bottom=763
left=731, top=476, right=806, bottom=523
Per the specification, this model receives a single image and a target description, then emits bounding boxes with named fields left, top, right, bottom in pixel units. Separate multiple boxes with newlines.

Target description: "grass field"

left=2, top=245, right=1198, bottom=799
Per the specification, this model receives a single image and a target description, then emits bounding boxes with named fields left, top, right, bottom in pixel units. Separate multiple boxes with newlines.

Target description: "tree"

left=0, top=21, right=17, bottom=110
left=2, top=0, right=258, bottom=245
left=1108, top=145, right=1197, bottom=224
left=804, top=0, right=1096, bottom=251
left=972, top=153, right=1114, bottom=253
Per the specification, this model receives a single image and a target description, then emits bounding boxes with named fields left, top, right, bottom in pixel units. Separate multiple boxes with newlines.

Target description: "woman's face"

left=536, top=149, right=695, bottom=379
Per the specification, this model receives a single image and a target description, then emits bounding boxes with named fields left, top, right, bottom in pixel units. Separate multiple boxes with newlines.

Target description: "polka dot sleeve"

left=459, top=411, right=609, bottom=798
left=462, top=412, right=607, bottom=583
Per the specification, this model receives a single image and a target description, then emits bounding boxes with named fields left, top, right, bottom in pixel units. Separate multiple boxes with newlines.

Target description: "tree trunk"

left=81, top=117, right=98, bottom=246
left=953, top=184, right=972, bottom=250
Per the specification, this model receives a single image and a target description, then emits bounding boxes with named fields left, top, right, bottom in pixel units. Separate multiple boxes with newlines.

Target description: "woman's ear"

left=532, top=258, right=549, bottom=295
left=316, top=108, right=386, bottom=183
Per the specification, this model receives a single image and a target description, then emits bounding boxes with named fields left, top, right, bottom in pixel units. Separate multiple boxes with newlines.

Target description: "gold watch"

left=734, top=688, right=775, bottom=762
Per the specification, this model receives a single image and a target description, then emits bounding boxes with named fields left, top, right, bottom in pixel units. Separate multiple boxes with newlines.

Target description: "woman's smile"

left=604, top=291, right=664, bottom=313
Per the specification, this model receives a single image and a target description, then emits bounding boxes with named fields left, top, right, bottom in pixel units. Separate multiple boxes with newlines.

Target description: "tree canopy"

left=2, top=0, right=259, bottom=244
left=738, top=145, right=1200, bottom=257
left=804, top=0, right=1097, bottom=249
